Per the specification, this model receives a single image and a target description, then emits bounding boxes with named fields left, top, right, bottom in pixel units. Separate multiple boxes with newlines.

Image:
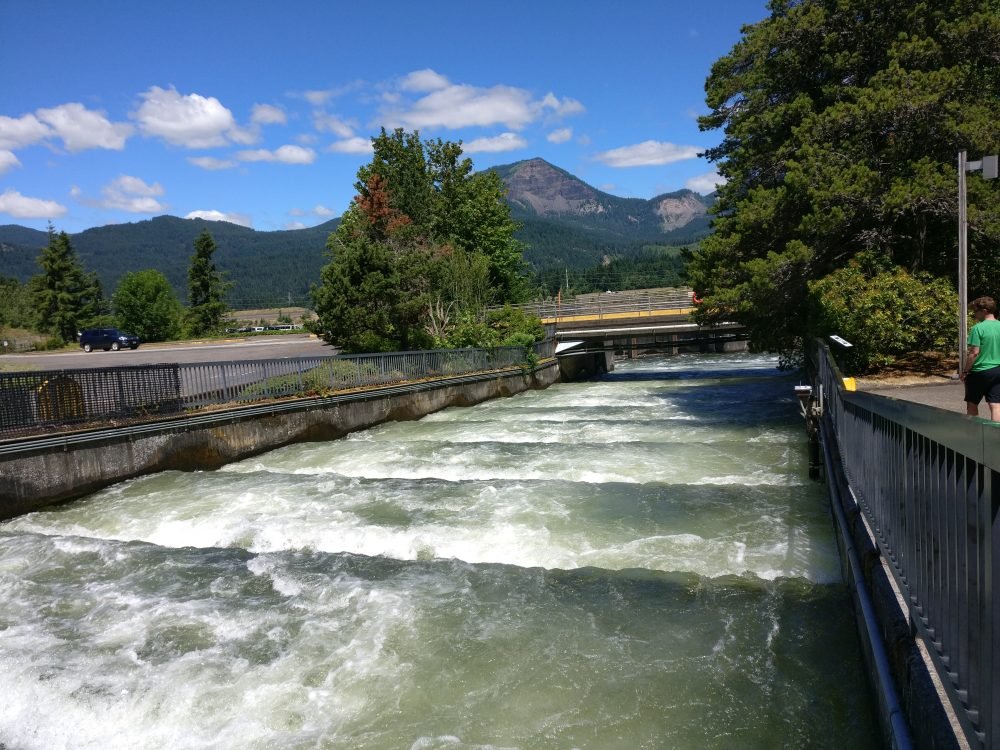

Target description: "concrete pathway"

left=861, top=379, right=972, bottom=415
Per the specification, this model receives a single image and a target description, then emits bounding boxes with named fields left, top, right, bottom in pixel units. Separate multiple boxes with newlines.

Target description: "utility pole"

left=958, top=151, right=998, bottom=374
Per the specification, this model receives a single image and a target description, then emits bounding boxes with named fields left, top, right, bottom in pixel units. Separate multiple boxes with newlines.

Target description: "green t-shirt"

left=968, top=318, right=1000, bottom=371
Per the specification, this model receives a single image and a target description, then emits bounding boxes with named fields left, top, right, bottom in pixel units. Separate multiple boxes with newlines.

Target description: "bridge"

left=504, top=288, right=750, bottom=357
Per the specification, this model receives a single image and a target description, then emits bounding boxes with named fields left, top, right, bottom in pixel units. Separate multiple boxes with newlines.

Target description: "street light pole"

left=958, top=150, right=968, bottom=374
left=957, top=151, right=998, bottom=374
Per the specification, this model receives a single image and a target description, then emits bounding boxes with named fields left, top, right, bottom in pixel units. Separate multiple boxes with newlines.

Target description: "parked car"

left=78, top=328, right=141, bottom=352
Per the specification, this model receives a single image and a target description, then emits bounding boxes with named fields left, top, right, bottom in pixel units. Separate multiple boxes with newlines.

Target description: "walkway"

left=860, top=378, right=968, bottom=414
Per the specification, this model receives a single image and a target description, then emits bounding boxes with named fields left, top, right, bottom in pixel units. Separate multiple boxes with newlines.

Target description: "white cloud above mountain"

left=0, top=114, right=51, bottom=150
left=99, top=175, right=166, bottom=213
left=685, top=169, right=725, bottom=194
left=0, top=105, right=131, bottom=153
left=547, top=128, right=573, bottom=144
left=36, top=103, right=132, bottom=152
left=595, top=140, right=701, bottom=167
left=0, top=189, right=67, bottom=219
left=383, top=70, right=585, bottom=132
left=462, top=132, right=527, bottom=153
left=133, top=86, right=244, bottom=148
left=185, top=209, right=253, bottom=227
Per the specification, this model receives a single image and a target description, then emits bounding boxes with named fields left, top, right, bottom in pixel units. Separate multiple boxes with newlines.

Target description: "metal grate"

left=1, top=365, right=182, bottom=436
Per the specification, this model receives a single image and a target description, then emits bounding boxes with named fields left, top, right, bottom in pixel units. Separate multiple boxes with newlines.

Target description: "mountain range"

left=0, top=158, right=713, bottom=306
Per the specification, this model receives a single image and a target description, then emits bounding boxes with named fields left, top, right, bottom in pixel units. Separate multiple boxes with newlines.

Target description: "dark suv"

left=78, top=328, right=141, bottom=352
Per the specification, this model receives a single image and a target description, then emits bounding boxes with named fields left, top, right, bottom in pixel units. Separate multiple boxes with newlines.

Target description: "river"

left=0, top=352, right=880, bottom=749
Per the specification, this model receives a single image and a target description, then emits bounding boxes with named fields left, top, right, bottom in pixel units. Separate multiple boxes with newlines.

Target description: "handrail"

left=491, top=291, right=695, bottom=321
left=0, top=340, right=555, bottom=438
left=814, top=339, right=997, bottom=748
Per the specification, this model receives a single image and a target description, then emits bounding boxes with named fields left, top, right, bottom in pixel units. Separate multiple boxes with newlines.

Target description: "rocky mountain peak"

left=500, top=158, right=605, bottom=216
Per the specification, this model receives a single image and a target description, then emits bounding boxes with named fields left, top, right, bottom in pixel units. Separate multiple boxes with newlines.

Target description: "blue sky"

left=0, top=1, right=768, bottom=234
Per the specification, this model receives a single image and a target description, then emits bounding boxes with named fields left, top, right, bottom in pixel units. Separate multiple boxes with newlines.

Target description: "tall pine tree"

left=185, top=230, right=230, bottom=336
left=30, top=227, right=102, bottom=343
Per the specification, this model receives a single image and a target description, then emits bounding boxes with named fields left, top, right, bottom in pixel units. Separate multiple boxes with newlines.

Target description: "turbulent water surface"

left=1, top=353, right=880, bottom=749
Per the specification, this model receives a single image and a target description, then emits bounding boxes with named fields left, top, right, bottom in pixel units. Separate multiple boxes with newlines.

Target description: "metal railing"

left=492, top=291, right=695, bottom=322
left=0, top=341, right=555, bottom=438
left=814, top=340, right=997, bottom=748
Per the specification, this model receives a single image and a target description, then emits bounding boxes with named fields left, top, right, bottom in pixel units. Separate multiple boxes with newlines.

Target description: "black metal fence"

left=815, top=341, right=997, bottom=749
left=0, top=341, right=555, bottom=438
left=1, top=365, right=183, bottom=436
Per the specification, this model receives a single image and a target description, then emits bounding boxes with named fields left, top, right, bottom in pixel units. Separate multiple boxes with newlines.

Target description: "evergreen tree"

left=313, top=129, right=530, bottom=352
left=113, top=269, right=183, bottom=342
left=29, top=228, right=96, bottom=343
left=185, top=230, right=230, bottom=335
left=688, top=0, right=1000, bottom=357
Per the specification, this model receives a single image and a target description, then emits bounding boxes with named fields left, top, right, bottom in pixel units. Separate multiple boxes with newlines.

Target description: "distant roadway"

left=1, top=334, right=337, bottom=370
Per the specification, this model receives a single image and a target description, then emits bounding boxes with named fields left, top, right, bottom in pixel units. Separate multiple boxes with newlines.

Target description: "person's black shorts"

left=964, top=365, right=1000, bottom=404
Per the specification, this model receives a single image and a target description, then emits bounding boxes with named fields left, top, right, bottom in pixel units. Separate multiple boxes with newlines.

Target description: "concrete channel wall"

left=1, top=359, right=571, bottom=520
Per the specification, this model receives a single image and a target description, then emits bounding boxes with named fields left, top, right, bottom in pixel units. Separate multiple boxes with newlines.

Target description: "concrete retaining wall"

left=1, top=361, right=560, bottom=519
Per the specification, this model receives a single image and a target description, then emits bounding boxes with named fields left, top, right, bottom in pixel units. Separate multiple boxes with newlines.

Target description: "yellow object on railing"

left=842, top=377, right=857, bottom=392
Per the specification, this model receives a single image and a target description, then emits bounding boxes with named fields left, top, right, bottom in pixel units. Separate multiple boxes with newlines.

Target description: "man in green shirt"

left=961, top=296, right=1000, bottom=419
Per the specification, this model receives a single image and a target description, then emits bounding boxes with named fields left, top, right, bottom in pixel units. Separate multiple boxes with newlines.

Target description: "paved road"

left=0, top=334, right=337, bottom=370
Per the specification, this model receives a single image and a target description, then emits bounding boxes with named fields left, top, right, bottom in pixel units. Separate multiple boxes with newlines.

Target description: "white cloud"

left=327, top=136, right=373, bottom=154
left=547, top=128, right=573, bottom=144
left=384, top=76, right=584, bottom=132
left=185, top=209, right=253, bottom=227
left=227, top=124, right=259, bottom=146
left=188, top=156, right=237, bottom=170
left=100, top=174, right=167, bottom=213
left=685, top=169, right=725, bottom=194
left=285, top=220, right=307, bottom=230
left=237, top=144, right=316, bottom=164
left=389, top=84, right=535, bottom=130
left=540, top=93, right=585, bottom=117
left=313, top=113, right=355, bottom=138
left=463, top=132, right=527, bottom=154
left=251, top=104, right=287, bottom=125
left=594, top=140, right=701, bottom=167
left=576, top=134, right=592, bottom=146
left=599, top=183, right=616, bottom=192
left=304, top=89, right=335, bottom=106
left=289, top=204, right=337, bottom=219
left=0, top=114, right=52, bottom=150
left=36, top=103, right=132, bottom=152
left=0, top=150, right=21, bottom=174
left=400, top=69, right=451, bottom=92
left=134, top=86, right=240, bottom=148
left=0, top=189, right=67, bottom=219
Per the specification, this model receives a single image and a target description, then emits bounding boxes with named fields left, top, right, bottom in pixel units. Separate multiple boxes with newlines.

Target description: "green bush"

left=444, top=306, right=544, bottom=349
left=807, top=253, right=956, bottom=373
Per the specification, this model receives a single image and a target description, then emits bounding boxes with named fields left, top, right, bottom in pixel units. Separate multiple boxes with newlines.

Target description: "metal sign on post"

left=957, top=150, right=999, bottom=374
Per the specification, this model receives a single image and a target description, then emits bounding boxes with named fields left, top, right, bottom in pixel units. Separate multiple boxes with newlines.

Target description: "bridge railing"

left=0, top=341, right=553, bottom=438
left=815, top=340, right=997, bottom=748
left=491, top=291, right=695, bottom=321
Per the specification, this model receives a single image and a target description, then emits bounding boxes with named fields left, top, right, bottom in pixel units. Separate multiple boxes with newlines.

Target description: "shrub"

left=807, top=253, right=955, bottom=373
